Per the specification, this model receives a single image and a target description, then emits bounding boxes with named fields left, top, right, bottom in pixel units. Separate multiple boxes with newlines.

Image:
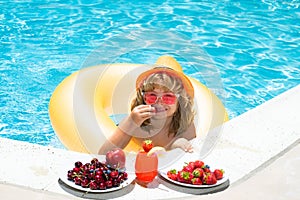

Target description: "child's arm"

left=98, top=105, right=155, bottom=154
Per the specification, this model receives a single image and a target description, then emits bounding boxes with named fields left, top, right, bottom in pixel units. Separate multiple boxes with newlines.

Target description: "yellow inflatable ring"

left=49, top=56, right=229, bottom=154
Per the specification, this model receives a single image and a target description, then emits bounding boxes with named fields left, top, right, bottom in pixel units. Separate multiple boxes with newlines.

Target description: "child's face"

left=144, top=88, right=178, bottom=119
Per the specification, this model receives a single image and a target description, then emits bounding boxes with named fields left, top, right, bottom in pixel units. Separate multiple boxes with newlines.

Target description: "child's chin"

left=152, top=111, right=167, bottom=119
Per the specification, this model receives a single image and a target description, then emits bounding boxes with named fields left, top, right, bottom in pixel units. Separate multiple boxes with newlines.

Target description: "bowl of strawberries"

left=159, top=160, right=228, bottom=188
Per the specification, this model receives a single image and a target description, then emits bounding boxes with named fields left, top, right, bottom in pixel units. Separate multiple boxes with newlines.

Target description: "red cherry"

left=99, top=182, right=106, bottom=190
left=91, top=158, right=98, bottom=164
left=67, top=172, right=73, bottom=180
left=94, top=174, right=104, bottom=183
left=90, top=165, right=96, bottom=170
left=105, top=180, right=113, bottom=188
left=88, top=172, right=95, bottom=179
left=74, top=177, right=81, bottom=185
left=81, top=178, right=90, bottom=188
left=73, top=167, right=80, bottom=173
left=95, top=170, right=103, bottom=176
left=110, top=170, right=119, bottom=179
left=89, top=181, right=98, bottom=190
left=112, top=178, right=120, bottom=187
left=75, top=161, right=83, bottom=168
left=123, top=172, right=128, bottom=180
left=117, top=174, right=124, bottom=183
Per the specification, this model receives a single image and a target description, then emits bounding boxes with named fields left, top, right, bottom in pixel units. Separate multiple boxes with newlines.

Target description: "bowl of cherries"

left=62, top=157, right=133, bottom=192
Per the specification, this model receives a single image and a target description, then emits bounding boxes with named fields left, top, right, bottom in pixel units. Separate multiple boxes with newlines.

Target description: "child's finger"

left=184, top=144, right=193, bottom=153
left=185, top=147, right=193, bottom=153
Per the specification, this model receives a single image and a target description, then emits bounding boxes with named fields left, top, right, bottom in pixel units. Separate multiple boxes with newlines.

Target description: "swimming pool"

left=1, top=0, right=299, bottom=148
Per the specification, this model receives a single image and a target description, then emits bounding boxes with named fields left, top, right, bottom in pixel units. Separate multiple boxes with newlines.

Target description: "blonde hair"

left=131, top=71, right=195, bottom=137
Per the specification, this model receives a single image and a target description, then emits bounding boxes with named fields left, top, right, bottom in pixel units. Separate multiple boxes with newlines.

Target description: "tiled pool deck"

left=1, top=84, right=299, bottom=200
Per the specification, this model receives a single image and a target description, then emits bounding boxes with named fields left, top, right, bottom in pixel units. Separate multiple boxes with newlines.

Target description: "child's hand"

left=130, top=105, right=155, bottom=126
left=171, top=138, right=193, bottom=153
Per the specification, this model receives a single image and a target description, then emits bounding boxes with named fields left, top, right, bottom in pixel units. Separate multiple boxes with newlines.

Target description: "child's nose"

left=156, top=96, right=164, bottom=104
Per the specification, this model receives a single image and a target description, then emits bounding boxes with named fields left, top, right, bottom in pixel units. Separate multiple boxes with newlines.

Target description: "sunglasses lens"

left=162, top=94, right=177, bottom=104
left=144, top=93, right=157, bottom=104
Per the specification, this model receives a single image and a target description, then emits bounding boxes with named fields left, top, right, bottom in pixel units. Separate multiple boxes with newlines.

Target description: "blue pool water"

left=1, top=0, right=299, bottom=148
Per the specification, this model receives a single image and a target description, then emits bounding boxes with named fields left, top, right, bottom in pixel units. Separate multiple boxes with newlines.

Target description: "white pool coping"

left=0, top=84, right=299, bottom=199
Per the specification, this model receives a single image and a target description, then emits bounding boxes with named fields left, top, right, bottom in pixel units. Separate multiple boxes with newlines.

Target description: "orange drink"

left=135, top=150, right=158, bottom=183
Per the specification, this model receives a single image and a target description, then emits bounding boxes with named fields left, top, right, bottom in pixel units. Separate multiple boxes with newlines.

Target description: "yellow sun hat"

left=136, top=56, right=194, bottom=98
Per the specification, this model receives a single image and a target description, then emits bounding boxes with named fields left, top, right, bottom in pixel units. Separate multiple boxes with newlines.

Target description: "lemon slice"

left=147, top=146, right=166, bottom=157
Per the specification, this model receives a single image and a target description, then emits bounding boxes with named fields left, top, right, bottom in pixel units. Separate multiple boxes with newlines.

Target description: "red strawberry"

left=191, top=177, right=202, bottom=185
left=177, top=171, right=193, bottom=183
left=169, top=173, right=177, bottom=181
left=167, top=169, right=177, bottom=181
left=192, top=168, right=204, bottom=178
left=213, top=169, right=224, bottom=180
left=142, top=139, right=153, bottom=152
left=187, top=161, right=195, bottom=170
left=182, top=164, right=194, bottom=173
left=194, top=160, right=204, bottom=168
left=203, top=173, right=217, bottom=185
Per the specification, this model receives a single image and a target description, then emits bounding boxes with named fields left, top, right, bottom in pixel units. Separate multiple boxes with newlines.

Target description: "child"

left=98, top=66, right=196, bottom=154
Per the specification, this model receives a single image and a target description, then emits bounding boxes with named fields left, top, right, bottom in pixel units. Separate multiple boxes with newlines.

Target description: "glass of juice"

left=135, top=150, right=158, bottom=183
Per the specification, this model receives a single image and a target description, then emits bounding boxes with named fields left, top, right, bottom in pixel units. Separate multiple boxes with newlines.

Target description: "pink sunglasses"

left=143, top=92, right=179, bottom=105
